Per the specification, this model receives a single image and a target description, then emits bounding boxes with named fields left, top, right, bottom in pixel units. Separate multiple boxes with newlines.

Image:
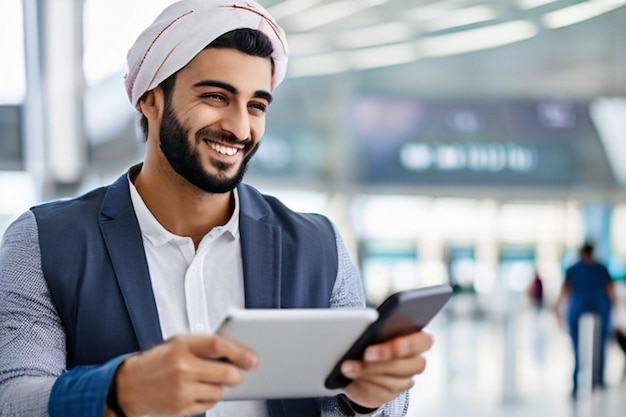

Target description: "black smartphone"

left=324, top=284, right=453, bottom=390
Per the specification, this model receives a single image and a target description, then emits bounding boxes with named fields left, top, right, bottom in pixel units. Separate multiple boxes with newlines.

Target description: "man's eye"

left=249, top=102, right=267, bottom=113
left=202, top=93, right=226, bottom=101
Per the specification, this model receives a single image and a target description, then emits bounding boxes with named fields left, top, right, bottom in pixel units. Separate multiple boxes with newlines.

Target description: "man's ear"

left=138, top=87, right=164, bottom=121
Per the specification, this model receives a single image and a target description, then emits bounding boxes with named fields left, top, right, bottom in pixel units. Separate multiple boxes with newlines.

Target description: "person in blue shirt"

left=554, top=242, right=614, bottom=397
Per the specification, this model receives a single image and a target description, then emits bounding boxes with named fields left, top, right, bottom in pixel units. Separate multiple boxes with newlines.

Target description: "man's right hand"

left=111, top=334, right=258, bottom=417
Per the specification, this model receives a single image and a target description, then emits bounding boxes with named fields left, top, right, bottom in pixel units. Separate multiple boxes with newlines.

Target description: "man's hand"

left=112, top=334, right=258, bottom=417
left=340, top=330, right=434, bottom=410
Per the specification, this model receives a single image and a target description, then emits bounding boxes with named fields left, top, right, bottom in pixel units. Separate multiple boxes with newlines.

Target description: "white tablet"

left=216, top=308, right=378, bottom=400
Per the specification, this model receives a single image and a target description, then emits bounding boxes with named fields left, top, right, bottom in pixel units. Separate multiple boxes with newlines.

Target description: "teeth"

left=209, top=142, right=238, bottom=156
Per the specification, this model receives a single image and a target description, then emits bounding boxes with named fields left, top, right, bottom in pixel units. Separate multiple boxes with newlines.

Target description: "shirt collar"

left=127, top=174, right=240, bottom=247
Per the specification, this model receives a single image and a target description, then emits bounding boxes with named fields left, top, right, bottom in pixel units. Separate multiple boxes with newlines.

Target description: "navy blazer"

left=32, top=169, right=339, bottom=417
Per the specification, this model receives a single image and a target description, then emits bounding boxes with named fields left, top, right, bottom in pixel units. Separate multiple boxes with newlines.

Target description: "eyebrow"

left=193, top=79, right=273, bottom=104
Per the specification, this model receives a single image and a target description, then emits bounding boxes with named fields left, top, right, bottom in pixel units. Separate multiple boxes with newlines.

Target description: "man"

left=0, top=1, right=434, bottom=416
left=554, top=242, right=614, bottom=398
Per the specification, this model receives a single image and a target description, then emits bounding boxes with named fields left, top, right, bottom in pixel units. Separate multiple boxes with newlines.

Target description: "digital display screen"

left=347, top=98, right=614, bottom=187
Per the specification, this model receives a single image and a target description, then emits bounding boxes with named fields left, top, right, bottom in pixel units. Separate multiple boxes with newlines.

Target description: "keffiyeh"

left=125, top=0, right=288, bottom=110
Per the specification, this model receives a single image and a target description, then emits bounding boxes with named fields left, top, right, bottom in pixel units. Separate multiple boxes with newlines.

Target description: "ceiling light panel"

left=334, top=22, right=415, bottom=49
left=288, top=40, right=422, bottom=77
left=286, top=32, right=331, bottom=56
left=515, top=0, right=561, bottom=10
left=419, top=20, right=539, bottom=57
left=267, top=0, right=324, bottom=21
left=420, top=5, right=498, bottom=32
left=281, top=0, right=391, bottom=32
left=347, top=42, right=422, bottom=69
left=288, top=52, right=350, bottom=77
left=541, top=0, right=626, bottom=28
left=405, top=0, right=476, bottom=22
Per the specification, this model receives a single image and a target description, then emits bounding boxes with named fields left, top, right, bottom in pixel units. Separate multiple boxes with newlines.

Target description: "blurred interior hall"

left=1, top=1, right=626, bottom=416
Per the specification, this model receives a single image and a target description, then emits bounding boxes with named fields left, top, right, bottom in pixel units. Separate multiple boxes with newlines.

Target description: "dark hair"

left=139, top=28, right=274, bottom=141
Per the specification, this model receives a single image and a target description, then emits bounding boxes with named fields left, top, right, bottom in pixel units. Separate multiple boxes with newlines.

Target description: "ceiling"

left=261, top=0, right=626, bottom=100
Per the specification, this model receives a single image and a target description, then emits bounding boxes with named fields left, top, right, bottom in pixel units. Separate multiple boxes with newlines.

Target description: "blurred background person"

left=554, top=242, right=615, bottom=398
left=527, top=269, right=545, bottom=310
left=526, top=268, right=547, bottom=362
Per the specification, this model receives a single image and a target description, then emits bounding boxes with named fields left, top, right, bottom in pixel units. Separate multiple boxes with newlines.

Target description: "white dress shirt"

left=129, top=179, right=268, bottom=417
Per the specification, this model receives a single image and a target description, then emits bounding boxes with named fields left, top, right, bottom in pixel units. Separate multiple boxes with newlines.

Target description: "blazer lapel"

left=238, top=185, right=282, bottom=309
left=100, top=172, right=163, bottom=350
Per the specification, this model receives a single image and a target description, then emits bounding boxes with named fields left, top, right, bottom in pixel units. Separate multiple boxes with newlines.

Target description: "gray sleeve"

left=328, top=223, right=367, bottom=309
left=0, top=211, right=66, bottom=417
left=322, top=224, right=409, bottom=417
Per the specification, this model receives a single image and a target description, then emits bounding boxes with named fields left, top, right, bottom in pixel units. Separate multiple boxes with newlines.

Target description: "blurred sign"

left=348, top=98, right=615, bottom=187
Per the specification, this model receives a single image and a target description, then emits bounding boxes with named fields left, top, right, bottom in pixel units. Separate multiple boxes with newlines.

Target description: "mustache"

left=196, top=127, right=251, bottom=147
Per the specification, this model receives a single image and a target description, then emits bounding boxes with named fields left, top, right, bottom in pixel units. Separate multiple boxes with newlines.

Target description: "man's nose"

left=219, top=104, right=251, bottom=141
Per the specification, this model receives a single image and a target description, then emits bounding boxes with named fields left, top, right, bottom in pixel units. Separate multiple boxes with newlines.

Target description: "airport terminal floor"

left=406, top=301, right=626, bottom=417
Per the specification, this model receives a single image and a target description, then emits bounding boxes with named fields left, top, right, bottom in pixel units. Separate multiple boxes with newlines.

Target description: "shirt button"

left=192, top=324, right=204, bottom=332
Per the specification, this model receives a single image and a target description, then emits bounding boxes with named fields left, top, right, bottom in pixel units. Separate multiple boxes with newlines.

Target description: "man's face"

left=157, top=48, right=273, bottom=194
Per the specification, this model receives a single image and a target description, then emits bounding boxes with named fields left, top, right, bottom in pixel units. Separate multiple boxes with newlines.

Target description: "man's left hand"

left=340, top=330, right=434, bottom=409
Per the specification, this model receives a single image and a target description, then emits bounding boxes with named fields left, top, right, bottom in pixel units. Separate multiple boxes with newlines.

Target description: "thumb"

left=184, top=334, right=259, bottom=370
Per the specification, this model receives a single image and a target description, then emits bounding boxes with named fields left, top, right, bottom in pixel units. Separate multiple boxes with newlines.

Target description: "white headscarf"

left=124, top=0, right=288, bottom=110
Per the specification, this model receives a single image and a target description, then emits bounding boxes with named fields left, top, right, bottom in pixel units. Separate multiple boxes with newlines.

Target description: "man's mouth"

left=208, top=141, right=240, bottom=156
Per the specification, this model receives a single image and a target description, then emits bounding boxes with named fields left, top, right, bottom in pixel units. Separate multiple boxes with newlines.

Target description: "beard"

left=158, top=102, right=259, bottom=194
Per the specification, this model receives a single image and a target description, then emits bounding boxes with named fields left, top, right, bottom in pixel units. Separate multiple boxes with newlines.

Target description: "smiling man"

left=0, top=1, right=434, bottom=417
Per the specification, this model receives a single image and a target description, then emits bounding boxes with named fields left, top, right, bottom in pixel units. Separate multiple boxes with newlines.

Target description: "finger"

left=181, top=380, right=228, bottom=405
left=342, top=354, right=428, bottom=380
left=185, top=356, right=247, bottom=387
left=364, top=355, right=428, bottom=378
left=175, top=396, right=223, bottom=417
left=185, top=334, right=259, bottom=370
left=159, top=380, right=224, bottom=413
left=363, top=331, right=434, bottom=362
left=343, top=376, right=415, bottom=409
left=153, top=364, right=243, bottom=414
left=348, top=374, right=416, bottom=397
